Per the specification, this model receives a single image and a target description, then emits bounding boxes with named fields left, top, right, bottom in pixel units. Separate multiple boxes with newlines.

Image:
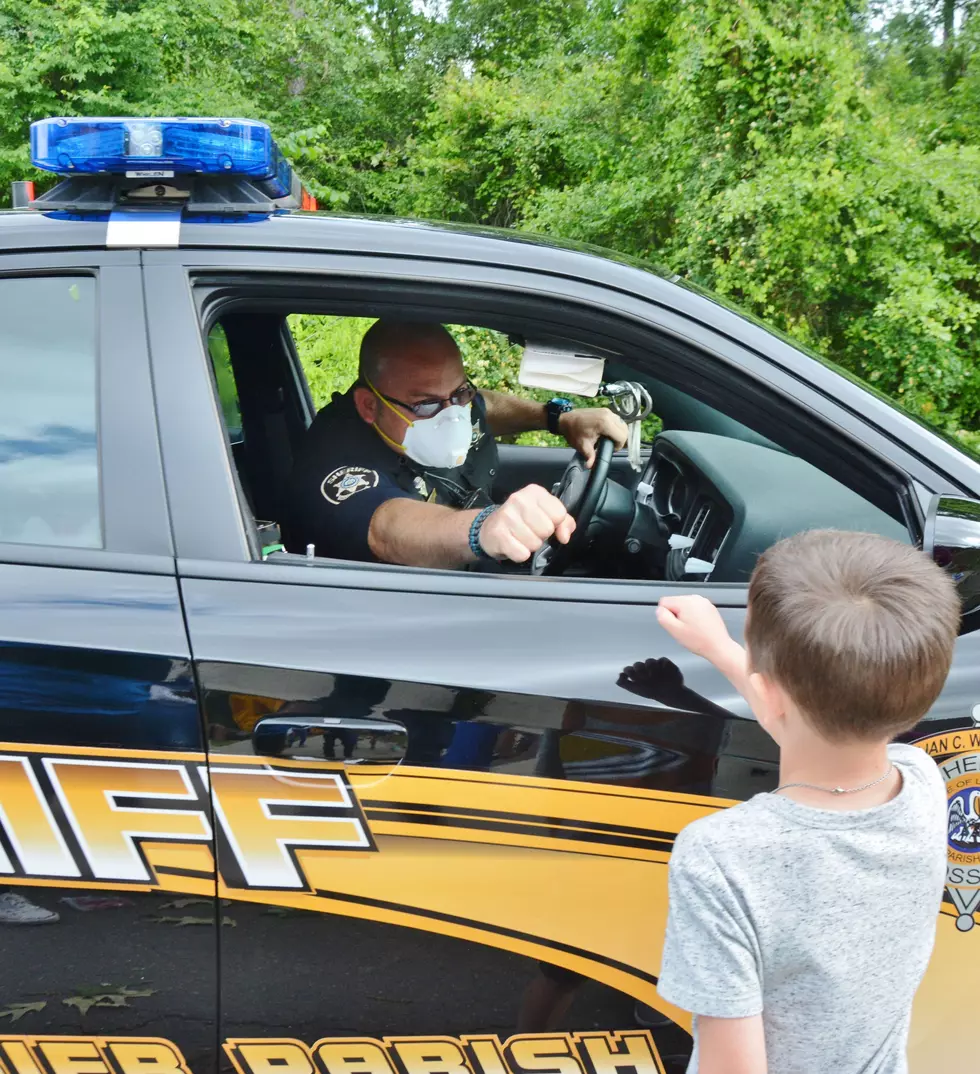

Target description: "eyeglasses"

left=373, top=380, right=477, bottom=420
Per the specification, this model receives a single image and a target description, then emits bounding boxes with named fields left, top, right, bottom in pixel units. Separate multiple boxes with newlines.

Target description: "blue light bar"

left=30, top=117, right=293, bottom=197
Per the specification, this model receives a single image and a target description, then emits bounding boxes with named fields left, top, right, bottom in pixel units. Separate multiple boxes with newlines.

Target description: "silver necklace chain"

left=774, top=763, right=895, bottom=796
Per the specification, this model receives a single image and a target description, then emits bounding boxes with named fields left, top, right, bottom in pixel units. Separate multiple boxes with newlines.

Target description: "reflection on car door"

left=178, top=567, right=768, bottom=1074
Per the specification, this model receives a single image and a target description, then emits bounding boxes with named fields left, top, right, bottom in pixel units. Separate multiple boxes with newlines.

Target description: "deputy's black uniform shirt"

left=284, top=388, right=498, bottom=561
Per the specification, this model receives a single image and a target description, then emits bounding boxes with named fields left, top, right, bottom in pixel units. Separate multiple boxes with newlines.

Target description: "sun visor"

left=518, top=343, right=606, bottom=397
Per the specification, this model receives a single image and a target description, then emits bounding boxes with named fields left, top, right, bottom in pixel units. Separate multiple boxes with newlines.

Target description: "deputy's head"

left=353, top=320, right=476, bottom=469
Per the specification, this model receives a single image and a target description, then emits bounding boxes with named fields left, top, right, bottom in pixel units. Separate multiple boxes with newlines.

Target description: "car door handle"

left=254, top=715, right=405, bottom=734
left=250, top=714, right=408, bottom=762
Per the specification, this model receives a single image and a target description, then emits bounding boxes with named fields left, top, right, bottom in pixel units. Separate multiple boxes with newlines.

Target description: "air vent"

left=696, top=511, right=730, bottom=564
left=688, top=503, right=710, bottom=547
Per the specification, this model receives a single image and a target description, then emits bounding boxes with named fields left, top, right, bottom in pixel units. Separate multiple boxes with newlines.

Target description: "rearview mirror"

left=923, top=494, right=980, bottom=619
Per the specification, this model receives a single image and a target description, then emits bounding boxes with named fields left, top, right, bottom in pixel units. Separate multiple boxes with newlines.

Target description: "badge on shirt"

left=321, top=466, right=379, bottom=505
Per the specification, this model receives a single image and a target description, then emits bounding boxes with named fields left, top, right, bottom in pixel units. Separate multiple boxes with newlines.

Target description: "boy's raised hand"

left=657, top=595, right=753, bottom=700
left=656, top=595, right=735, bottom=664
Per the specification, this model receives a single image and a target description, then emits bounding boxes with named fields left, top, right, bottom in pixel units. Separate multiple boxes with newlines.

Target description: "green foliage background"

left=9, top=0, right=979, bottom=452
left=284, top=316, right=599, bottom=447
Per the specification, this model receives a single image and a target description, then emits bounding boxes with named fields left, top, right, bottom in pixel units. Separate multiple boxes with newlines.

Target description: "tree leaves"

left=417, top=0, right=980, bottom=449
left=0, top=0, right=975, bottom=445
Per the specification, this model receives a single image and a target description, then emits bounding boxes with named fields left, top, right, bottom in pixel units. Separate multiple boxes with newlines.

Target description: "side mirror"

left=923, top=495, right=980, bottom=619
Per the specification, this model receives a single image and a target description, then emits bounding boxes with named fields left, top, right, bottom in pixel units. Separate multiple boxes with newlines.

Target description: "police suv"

left=1, top=117, right=979, bottom=1074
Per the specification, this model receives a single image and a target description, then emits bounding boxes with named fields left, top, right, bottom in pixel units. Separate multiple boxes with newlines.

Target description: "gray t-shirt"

left=658, top=743, right=947, bottom=1074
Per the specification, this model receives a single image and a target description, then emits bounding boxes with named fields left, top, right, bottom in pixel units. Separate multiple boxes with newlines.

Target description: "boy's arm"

left=656, top=595, right=762, bottom=714
left=697, top=1015, right=767, bottom=1074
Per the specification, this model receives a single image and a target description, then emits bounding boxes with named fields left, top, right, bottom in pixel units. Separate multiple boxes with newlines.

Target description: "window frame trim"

left=201, top=280, right=922, bottom=532
left=146, top=254, right=970, bottom=600
left=0, top=252, right=172, bottom=561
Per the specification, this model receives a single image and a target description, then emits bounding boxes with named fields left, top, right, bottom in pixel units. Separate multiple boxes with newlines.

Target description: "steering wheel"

left=530, top=436, right=615, bottom=576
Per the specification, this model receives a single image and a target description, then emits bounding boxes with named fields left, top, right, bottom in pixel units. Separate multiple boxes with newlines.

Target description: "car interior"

left=201, top=286, right=913, bottom=585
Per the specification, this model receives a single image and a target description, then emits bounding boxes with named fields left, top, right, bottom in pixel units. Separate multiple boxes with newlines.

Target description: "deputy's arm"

left=368, top=485, right=575, bottom=569
left=481, top=390, right=629, bottom=468
left=481, top=390, right=550, bottom=437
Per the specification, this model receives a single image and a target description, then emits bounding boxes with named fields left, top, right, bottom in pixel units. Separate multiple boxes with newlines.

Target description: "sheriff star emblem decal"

left=321, top=466, right=380, bottom=505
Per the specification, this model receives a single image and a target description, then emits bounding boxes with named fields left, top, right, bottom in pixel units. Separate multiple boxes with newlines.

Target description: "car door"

left=143, top=246, right=979, bottom=1074
left=0, top=255, right=217, bottom=1074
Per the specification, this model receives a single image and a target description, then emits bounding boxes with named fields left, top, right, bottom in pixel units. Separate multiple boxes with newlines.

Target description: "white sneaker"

left=0, top=892, right=60, bottom=924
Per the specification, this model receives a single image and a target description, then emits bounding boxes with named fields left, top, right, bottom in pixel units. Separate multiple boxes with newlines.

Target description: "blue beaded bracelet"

left=469, top=504, right=499, bottom=560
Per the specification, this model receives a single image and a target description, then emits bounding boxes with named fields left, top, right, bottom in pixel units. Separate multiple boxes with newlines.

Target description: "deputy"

left=284, top=320, right=628, bottom=569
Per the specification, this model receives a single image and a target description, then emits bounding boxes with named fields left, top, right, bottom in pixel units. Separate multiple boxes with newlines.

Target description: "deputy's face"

left=355, top=334, right=467, bottom=448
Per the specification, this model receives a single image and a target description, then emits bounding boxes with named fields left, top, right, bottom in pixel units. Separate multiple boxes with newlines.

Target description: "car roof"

left=0, top=204, right=711, bottom=333
left=5, top=204, right=980, bottom=489
left=0, top=206, right=673, bottom=290
left=0, top=205, right=736, bottom=342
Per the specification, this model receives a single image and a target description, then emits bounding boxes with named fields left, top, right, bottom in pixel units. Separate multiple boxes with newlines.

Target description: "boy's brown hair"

left=745, top=529, right=960, bottom=741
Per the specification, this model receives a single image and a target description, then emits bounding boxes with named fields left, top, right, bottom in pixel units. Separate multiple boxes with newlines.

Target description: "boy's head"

left=745, top=529, right=960, bottom=743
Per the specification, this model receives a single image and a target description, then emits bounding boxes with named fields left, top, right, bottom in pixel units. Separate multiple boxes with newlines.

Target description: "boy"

left=655, top=529, right=957, bottom=1074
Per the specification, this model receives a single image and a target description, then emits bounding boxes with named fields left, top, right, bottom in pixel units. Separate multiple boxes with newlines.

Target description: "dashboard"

left=628, top=431, right=910, bottom=583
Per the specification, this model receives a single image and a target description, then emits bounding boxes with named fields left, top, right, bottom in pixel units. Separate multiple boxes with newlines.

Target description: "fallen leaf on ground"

left=63, top=987, right=156, bottom=1015
left=63, top=996, right=101, bottom=1016
left=148, top=915, right=214, bottom=926
left=59, top=896, right=133, bottom=912
left=0, top=1002, right=46, bottom=1021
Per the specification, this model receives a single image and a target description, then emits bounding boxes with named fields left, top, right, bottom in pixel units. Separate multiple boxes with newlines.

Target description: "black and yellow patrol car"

left=1, top=116, right=979, bottom=1074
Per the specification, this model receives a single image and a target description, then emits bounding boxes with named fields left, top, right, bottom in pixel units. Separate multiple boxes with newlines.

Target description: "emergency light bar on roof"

left=24, top=116, right=317, bottom=214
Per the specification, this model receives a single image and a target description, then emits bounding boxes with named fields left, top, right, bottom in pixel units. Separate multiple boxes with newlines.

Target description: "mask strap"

left=363, top=374, right=415, bottom=428
left=373, top=422, right=406, bottom=453
left=363, top=374, right=412, bottom=453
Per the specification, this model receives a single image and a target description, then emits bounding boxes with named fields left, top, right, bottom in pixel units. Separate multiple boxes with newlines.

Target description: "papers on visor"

left=518, top=344, right=606, bottom=397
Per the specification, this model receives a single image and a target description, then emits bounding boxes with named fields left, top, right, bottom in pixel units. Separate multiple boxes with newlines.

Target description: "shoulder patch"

left=321, top=466, right=380, bottom=505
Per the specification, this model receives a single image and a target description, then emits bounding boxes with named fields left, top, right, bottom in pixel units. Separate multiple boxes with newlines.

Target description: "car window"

left=288, top=313, right=371, bottom=410
left=208, top=323, right=243, bottom=443
left=286, top=316, right=625, bottom=447
left=205, top=304, right=911, bottom=583
left=0, top=276, right=100, bottom=549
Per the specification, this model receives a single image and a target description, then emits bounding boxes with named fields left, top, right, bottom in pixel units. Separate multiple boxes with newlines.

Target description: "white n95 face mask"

left=365, top=375, right=473, bottom=470
left=399, top=403, right=473, bottom=469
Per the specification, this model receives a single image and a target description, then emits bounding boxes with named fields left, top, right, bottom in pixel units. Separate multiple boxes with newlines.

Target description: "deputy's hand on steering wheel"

left=478, top=485, right=575, bottom=563
left=558, top=407, right=629, bottom=468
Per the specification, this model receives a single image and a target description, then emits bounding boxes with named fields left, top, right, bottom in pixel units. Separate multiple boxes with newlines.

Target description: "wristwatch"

left=546, top=397, right=573, bottom=436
